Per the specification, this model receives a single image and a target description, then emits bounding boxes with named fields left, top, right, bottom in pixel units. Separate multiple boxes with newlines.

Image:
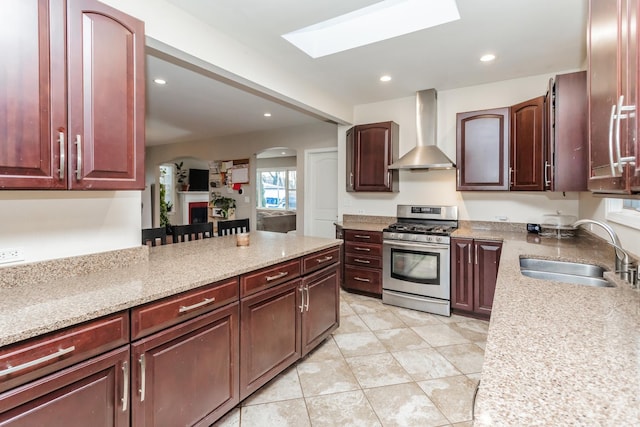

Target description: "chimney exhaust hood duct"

left=388, top=89, right=456, bottom=170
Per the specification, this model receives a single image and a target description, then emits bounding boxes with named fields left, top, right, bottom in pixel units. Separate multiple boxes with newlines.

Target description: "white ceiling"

left=146, top=0, right=587, bottom=146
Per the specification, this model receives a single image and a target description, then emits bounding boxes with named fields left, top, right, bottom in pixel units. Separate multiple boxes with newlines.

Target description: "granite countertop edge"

left=0, top=232, right=342, bottom=347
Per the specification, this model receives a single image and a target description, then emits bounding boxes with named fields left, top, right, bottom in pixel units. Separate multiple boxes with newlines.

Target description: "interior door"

left=304, top=148, right=338, bottom=238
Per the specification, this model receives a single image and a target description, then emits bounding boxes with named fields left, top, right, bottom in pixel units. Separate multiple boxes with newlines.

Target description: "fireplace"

left=189, top=202, right=209, bottom=224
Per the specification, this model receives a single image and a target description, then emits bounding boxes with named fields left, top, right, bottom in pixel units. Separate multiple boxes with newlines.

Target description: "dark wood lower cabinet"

left=451, top=238, right=502, bottom=319
left=0, top=347, right=129, bottom=427
left=131, top=303, right=239, bottom=427
left=301, top=266, right=340, bottom=356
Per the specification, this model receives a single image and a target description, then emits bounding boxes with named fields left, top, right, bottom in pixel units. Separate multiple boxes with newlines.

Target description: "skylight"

left=282, top=0, right=460, bottom=58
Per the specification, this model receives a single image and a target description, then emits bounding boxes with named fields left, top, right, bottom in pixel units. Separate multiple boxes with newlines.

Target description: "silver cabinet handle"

left=468, top=243, right=471, bottom=264
left=138, top=354, right=146, bottom=402
left=179, top=297, right=215, bottom=313
left=353, top=247, right=371, bottom=252
left=299, top=286, right=304, bottom=312
left=475, top=244, right=479, bottom=265
left=354, top=235, right=371, bottom=239
left=58, top=131, right=65, bottom=180
left=349, top=172, right=353, bottom=189
left=0, top=345, right=75, bottom=376
left=75, top=135, right=82, bottom=180
left=121, top=360, right=129, bottom=412
left=266, top=271, right=288, bottom=282
left=305, top=285, right=310, bottom=312
left=544, top=160, right=551, bottom=187
left=316, top=256, right=333, bottom=263
left=353, top=277, right=371, bottom=282
left=457, top=168, right=461, bottom=186
left=608, top=103, right=617, bottom=176
left=614, top=95, right=637, bottom=172
left=354, top=258, right=371, bottom=264
left=509, top=166, right=514, bottom=187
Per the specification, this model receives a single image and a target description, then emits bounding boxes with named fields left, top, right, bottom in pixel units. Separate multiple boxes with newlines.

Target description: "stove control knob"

left=436, top=236, right=442, bottom=243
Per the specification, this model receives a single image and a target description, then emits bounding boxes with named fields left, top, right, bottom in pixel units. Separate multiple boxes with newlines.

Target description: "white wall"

left=0, top=191, right=141, bottom=264
left=339, top=71, right=581, bottom=224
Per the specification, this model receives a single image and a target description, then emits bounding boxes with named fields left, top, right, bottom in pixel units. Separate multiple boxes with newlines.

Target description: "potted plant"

left=175, top=161, right=189, bottom=191
left=211, top=192, right=237, bottom=219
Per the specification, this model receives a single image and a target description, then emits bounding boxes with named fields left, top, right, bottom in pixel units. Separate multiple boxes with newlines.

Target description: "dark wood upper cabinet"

left=456, top=108, right=510, bottom=190
left=545, top=71, right=589, bottom=191
left=346, top=121, right=399, bottom=192
left=588, top=0, right=639, bottom=193
left=510, top=96, right=545, bottom=191
left=0, top=0, right=145, bottom=190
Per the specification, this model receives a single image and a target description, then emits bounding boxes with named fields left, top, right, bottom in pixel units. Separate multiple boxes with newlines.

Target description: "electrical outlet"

left=0, top=248, right=24, bottom=264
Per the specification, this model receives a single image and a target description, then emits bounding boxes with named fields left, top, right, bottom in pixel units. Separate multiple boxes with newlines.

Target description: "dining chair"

left=142, top=227, right=167, bottom=246
left=172, top=222, right=214, bottom=243
left=217, top=218, right=250, bottom=236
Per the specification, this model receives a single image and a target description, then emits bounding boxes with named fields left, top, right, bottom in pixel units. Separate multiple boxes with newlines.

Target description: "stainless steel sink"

left=519, top=258, right=614, bottom=288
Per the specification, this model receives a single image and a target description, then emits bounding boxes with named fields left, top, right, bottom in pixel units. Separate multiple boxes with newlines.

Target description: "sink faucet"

left=572, top=219, right=636, bottom=284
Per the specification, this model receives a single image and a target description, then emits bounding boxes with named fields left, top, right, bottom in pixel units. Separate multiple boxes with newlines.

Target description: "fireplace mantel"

left=178, top=191, right=208, bottom=224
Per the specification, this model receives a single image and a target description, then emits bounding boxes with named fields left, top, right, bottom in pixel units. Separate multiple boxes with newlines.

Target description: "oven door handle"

left=383, top=240, right=448, bottom=251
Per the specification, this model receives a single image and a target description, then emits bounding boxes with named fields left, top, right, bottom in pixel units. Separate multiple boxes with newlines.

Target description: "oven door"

left=382, top=240, right=450, bottom=300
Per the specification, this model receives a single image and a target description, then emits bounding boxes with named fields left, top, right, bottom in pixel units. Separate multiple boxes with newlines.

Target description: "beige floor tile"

left=375, top=328, right=431, bottom=352
left=436, top=313, right=475, bottom=324
left=392, top=348, right=461, bottom=381
left=297, top=358, right=360, bottom=396
left=359, top=310, right=406, bottom=331
left=303, top=337, right=343, bottom=362
left=349, top=298, right=389, bottom=314
left=475, top=341, right=487, bottom=350
left=418, top=375, right=478, bottom=424
left=412, top=324, right=470, bottom=347
left=448, top=319, right=489, bottom=342
left=333, top=331, right=387, bottom=357
left=306, top=390, right=382, bottom=427
left=386, top=306, right=443, bottom=326
left=332, top=315, right=370, bottom=335
left=364, top=382, right=449, bottom=427
left=240, top=399, right=311, bottom=427
left=436, top=343, right=485, bottom=374
left=340, top=300, right=356, bottom=316
left=465, top=372, right=482, bottom=383
left=452, top=422, right=474, bottom=427
left=211, top=407, right=240, bottom=427
left=346, top=353, right=412, bottom=388
left=242, top=366, right=303, bottom=406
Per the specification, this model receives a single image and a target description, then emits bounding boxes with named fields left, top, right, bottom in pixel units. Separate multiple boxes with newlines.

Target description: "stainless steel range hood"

left=388, top=89, right=456, bottom=170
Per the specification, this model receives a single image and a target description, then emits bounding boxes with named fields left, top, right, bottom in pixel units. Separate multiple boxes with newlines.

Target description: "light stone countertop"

left=453, top=226, right=640, bottom=425
left=335, top=221, right=392, bottom=232
left=0, top=231, right=341, bottom=347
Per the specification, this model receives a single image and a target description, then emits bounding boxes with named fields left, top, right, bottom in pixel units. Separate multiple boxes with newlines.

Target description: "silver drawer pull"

left=354, top=247, right=371, bottom=252
left=122, top=360, right=129, bottom=412
left=139, top=354, right=146, bottom=402
left=354, top=235, right=371, bottom=239
left=58, top=131, right=65, bottom=180
left=316, top=256, right=333, bottom=263
left=179, top=297, right=215, bottom=313
left=266, top=271, right=288, bottom=282
left=354, top=259, right=371, bottom=264
left=75, top=135, right=82, bottom=181
left=0, top=346, right=75, bottom=377
left=353, top=277, right=371, bottom=283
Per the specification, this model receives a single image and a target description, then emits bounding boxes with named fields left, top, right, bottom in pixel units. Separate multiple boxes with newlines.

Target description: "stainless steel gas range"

left=382, top=205, right=458, bottom=316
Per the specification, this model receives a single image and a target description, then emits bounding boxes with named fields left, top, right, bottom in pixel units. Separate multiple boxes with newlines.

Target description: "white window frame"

left=606, top=198, right=640, bottom=230
left=256, top=167, right=296, bottom=211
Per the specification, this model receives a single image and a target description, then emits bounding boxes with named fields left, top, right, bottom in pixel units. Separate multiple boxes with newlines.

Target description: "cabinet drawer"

left=345, top=253, right=382, bottom=269
left=0, top=312, right=129, bottom=393
left=240, top=259, right=301, bottom=297
left=131, top=277, right=239, bottom=340
left=344, top=265, right=382, bottom=295
left=302, top=247, right=340, bottom=275
left=344, top=230, right=382, bottom=244
left=345, top=241, right=382, bottom=257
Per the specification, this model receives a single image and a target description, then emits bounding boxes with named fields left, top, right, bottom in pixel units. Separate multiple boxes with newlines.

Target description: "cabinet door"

left=588, top=0, right=630, bottom=192
left=240, top=280, right=301, bottom=399
left=346, top=127, right=355, bottom=191
left=132, top=303, right=239, bottom=427
left=0, top=347, right=129, bottom=427
left=0, top=0, right=66, bottom=189
left=456, top=108, right=510, bottom=190
left=510, top=96, right=545, bottom=191
left=473, top=240, right=502, bottom=317
left=451, top=238, right=474, bottom=312
left=301, top=265, right=339, bottom=356
left=66, top=0, right=145, bottom=190
left=352, top=122, right=398, bottom=192
left=344, top=265, right=382, bottom=296
left=628, top=0, right=640, bottom=190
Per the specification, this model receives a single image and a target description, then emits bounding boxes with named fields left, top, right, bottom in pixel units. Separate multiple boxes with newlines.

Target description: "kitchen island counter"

left=453, top=226, right=640, bottom=425
left=0, top=231, right=341, bottom=347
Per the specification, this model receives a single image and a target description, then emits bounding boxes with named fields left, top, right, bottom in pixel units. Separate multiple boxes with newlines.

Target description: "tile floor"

left=213, top=290, right=488, bottom=427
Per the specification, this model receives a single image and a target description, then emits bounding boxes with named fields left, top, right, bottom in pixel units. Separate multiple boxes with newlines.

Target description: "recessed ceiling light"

left=282, top=0, right=460, bottom=58
left=153, top=78, right=167, bottom=85
left=380, top=75, right=392, bottom=82
left=281, top=151, right=287, bottom=155
left=480, top=54, right=496, bottom=62
left=264, top=113, right=272, bottom=117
